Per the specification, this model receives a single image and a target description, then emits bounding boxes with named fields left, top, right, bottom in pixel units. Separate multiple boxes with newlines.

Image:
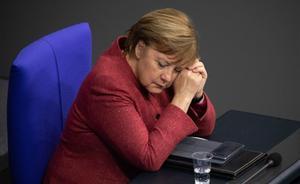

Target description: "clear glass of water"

left=192, top=151, right=213, bottom=184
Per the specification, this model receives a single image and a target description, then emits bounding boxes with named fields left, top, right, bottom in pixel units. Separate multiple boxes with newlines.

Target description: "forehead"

left=150, top=48, right=193, bottom=68
left=150, top=48, right=178, bottom=63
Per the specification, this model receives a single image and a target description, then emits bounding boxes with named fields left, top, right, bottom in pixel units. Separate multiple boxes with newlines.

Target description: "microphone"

left=241, top=152, right=282, bottom=184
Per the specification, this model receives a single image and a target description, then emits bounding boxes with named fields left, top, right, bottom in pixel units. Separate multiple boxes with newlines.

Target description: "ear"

left=135, top=40, right=146, bottom=59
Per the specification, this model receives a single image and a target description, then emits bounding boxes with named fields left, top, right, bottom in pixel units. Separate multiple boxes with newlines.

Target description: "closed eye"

left=174, top=67, right=182, bottom=73
left=157, top=60, right=169, bottom=68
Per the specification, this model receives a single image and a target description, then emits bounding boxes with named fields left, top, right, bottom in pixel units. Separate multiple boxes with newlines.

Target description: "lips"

left=155, top=83, right=166, bottom=89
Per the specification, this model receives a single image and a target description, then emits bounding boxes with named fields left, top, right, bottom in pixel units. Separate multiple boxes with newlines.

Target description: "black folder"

left=166, top=137, right=267, bottom=179
left=170, top=137, right=244, bottom=165
left=211, top=149, right=267, bottom=179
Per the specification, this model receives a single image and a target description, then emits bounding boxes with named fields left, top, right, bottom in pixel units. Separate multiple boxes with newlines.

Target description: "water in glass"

left=194, top=164, right=211, bottom=184
left=192, top=151, right=212, bottom=184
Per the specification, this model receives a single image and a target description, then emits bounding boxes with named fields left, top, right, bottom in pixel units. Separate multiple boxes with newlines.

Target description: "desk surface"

left=131, top=110, right=300, bottom=184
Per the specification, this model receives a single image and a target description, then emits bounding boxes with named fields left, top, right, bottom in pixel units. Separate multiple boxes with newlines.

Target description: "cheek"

left=142, top=62, right=160, bottom=80
left=168, top=73, right=178, bottom=85
left=145, top=69, right=161, bottom=84
left=172, top=73, right=179, bottom=80
left=137, top=62, right=156, bottom=85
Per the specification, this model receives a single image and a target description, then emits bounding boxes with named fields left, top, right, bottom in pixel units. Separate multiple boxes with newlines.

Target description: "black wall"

left=2, top=1, right=300, bottom=120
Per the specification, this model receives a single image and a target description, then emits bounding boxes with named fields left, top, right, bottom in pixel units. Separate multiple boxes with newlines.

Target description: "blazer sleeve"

left=188, top=93, right=216, bottom=137
left=87, top=75, right=198, bottom=171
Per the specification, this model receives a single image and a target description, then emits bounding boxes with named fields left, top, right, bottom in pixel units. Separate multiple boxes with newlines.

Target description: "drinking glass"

left=192, top=151, right=213, bottom=184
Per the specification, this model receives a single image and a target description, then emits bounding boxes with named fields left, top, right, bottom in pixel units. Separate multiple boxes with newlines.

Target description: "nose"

left=161, top=68, right=173, bottom=83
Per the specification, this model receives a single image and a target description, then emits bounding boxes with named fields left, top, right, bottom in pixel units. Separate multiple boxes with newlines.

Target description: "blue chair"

left=7, top=23, right=92, bottom=184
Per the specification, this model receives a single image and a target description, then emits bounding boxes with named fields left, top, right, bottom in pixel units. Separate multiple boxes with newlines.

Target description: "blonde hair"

left=124, top=8, right=199, bottom=66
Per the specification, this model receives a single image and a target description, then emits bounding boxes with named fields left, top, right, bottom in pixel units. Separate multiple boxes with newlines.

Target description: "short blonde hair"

left=124, top=8, right=199, bottom=67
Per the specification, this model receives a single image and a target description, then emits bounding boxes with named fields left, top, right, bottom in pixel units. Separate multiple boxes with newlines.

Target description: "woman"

left=44, top=8, right=216, bottom=184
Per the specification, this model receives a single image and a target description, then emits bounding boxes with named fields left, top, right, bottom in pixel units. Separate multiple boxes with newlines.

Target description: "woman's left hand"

left=186, top=58, right=207, bottom=98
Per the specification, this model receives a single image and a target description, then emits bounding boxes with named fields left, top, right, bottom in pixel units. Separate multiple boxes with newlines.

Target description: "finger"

left=192, top=65, right=204, bottom=73
left=187, top=60, right=204, bottom=70
left=200, top=68, right=208, bottom=79
left=194, top=66, right=208, bottom=79
left=192, top=65, right=206, bottom=73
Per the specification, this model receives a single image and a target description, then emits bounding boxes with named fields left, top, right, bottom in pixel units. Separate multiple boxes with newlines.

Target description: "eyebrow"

left=157, top=55, right=179, bottom=64
left=175, top=66, right=183, bottom=70
left=156, top=58, right=171, bottom=65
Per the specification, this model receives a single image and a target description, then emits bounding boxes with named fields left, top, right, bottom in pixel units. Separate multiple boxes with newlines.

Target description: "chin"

left=147, top=87, right=164, bottom=94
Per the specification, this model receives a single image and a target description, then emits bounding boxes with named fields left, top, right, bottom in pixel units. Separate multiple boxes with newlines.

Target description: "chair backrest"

left=7, top=23, right=92, bottom=184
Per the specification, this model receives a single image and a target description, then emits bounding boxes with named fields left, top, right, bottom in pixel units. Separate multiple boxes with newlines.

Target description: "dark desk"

left=131, top=110, right=300, bottom=184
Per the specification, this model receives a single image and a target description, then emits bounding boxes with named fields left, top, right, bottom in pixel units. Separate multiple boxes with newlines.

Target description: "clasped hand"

left=173, top=58, right=207, bottom=100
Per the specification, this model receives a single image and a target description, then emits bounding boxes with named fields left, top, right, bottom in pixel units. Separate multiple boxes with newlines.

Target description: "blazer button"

left=155, top=114, right=160, bottom=120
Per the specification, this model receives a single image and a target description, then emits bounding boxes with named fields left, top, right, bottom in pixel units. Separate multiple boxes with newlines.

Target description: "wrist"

left=192, top=94, right=204, bottom=104
left=171, top=94, right=194, bottom=113
left=195, top=90, right=204, bottom=98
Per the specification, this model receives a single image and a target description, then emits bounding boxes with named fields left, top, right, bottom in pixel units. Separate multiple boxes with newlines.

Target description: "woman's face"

left=132, top=41, right=183, bottom=94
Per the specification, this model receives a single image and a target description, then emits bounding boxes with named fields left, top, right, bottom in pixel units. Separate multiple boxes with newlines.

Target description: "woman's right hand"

left=173, top=69, right=201, bottom=98
left=171, top=68, right=203, bottom=112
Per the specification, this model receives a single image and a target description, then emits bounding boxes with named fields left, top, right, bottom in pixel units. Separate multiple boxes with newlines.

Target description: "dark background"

left=2, top=1, right=299, bottom=120
left=1, top=0, right=300, bottom=151
left=0, top=1, right=299, bottom=183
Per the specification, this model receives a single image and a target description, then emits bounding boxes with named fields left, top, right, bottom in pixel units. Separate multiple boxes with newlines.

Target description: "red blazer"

left=44, top=37, right=216, bottom=184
